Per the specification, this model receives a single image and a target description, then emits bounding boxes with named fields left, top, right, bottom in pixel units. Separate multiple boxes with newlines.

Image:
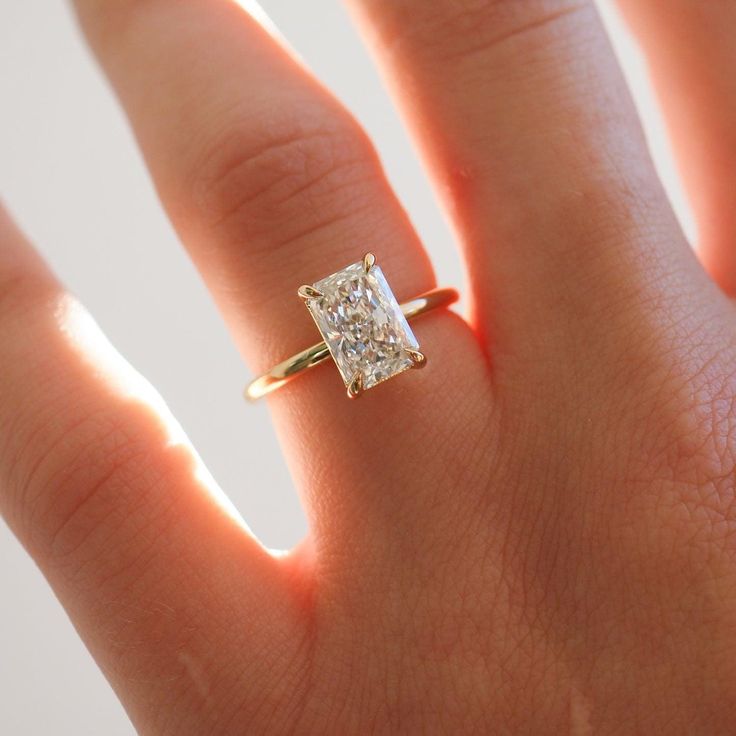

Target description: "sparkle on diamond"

left=306, top=261, right=419, bottom=390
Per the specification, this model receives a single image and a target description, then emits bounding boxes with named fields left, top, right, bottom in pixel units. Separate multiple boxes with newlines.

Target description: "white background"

left=0, top=2, right=690, bottom=733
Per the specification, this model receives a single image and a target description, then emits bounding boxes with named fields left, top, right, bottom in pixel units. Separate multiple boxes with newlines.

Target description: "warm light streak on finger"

left=54, top=293, right=252, bottom=536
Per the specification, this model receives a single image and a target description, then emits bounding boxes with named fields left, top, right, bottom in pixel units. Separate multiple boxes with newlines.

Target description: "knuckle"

left=17, top=405, right=179, bottom=574
left=191, top=103, right=379, bottom=256
left=636, top=339, right=736, bottom=551
left=372, top=0, right=590, bottom=61
left=679, top=374, right=736, bottom=528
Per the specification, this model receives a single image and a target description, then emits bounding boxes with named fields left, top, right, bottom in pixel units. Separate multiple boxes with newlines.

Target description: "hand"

left=2, top=1, right=735, bottom=733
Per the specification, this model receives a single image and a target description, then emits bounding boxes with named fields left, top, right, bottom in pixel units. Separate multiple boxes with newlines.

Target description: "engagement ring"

left=245, top=253, right=458, bottom=400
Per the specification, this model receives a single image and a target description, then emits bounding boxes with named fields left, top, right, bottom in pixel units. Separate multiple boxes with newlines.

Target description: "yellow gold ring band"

left=245, top=287, right=459, bottom=401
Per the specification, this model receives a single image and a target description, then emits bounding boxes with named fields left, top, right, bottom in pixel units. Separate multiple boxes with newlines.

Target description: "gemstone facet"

left=303, top=259, right=420, bottom=392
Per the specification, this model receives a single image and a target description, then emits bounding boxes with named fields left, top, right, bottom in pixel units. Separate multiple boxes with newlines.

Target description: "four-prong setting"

left=300, top=253, right=424, bottom=397
left=406, top=348, right=427, bottom=369
left=362, top=251, right=376, bottom=273
left=347, top=372, right=364, bottom=400
left=298, top=284, right=323, bottom=300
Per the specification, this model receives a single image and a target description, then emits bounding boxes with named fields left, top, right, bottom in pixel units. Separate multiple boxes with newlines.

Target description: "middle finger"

left=72, top=0, right=489, bottom=556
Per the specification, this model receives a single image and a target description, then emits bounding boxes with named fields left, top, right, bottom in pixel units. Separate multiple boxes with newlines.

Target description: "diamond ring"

left=245, top=253, right=458, bottom=400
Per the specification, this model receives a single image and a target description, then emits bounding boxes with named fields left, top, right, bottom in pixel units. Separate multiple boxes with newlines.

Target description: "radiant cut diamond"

left=304, top=259, right=420, bottom=392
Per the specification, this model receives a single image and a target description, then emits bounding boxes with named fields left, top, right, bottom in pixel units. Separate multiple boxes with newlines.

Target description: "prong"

left=298, top=284, right=323, bottom=300
left=362, top=252, right=376, bottom=273
left=406, top=349, right=427, bottom=369
left=347, top=372, right=364, bottom=399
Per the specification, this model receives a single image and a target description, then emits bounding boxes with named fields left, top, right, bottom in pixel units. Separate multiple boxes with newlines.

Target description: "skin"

left=1, top=0, right=736, bottom=732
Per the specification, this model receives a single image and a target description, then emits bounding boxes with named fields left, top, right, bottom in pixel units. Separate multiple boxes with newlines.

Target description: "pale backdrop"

left=0, top=2, right=689, bottom=733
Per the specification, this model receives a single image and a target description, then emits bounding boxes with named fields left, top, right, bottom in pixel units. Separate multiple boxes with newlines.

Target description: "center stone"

left=304, top=260, right=419, bottom=390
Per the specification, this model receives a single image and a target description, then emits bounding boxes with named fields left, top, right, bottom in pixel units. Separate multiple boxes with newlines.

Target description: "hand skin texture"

left=2, top=1, right=736, bottom=734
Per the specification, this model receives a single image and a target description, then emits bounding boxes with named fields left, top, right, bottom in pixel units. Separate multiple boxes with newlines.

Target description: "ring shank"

left=244, top=287, right=459, bottom=401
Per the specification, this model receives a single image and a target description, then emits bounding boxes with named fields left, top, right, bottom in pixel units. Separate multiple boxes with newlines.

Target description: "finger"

left=71, top=1, right=489, bottom=552
left=345, top=0, right=711, bottom=371
left=72, top=0, right=436, bottom=369
left=0, top=207, right=304, bottom=734
left=616, top=0, right=736, bottom=296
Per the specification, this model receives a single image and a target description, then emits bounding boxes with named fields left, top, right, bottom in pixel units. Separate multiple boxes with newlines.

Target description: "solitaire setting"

left=244, top=254, right=457, bottom=401
left=300, top=253, right=425, bottom=399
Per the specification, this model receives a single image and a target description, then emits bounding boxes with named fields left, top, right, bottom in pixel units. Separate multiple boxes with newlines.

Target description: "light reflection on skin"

left=54, top=293, right=251, bottom=536
left=235, top=0, right=283, bottom=39
left=234, top=0, right=306, bottom=65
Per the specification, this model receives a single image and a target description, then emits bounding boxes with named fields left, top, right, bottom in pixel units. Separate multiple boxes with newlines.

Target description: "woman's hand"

left=2, top=1, right=735, bottom=733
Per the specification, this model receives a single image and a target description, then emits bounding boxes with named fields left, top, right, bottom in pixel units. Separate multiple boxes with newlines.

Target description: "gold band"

left=245, top=287, right=459, bottom=401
